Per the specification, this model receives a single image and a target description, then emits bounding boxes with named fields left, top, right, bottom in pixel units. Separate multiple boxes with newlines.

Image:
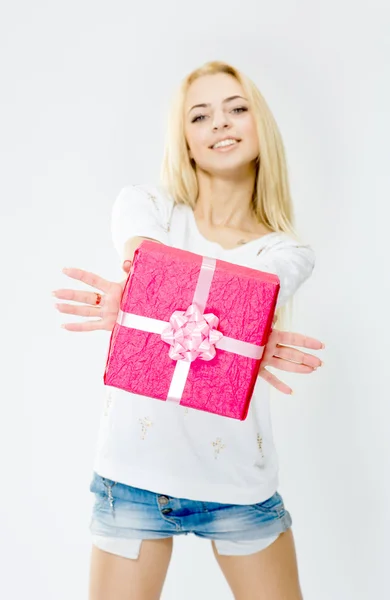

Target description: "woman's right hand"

left=52, top=260, right=132, bottom=332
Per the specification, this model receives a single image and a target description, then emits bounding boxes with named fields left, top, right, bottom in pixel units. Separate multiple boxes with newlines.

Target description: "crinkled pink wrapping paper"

left=104, top=241, right=280, bottom=420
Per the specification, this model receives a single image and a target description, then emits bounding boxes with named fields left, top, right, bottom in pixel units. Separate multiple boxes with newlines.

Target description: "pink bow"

left=161, top=303, right=223, bottom=362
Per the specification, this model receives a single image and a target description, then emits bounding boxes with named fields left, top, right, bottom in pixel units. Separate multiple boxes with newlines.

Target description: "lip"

left=209, top=137, right=241, bottom=150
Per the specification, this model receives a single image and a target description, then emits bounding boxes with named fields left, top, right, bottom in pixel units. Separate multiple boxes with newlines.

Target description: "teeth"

left=213, top=139, right=238, bottom=149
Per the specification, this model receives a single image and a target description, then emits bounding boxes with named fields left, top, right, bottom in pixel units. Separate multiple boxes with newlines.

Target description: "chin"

left=201, top=156, right=257, bottom=178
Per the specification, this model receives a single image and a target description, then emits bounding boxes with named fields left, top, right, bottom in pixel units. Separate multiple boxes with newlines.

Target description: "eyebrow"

left=188, top=95, right=248, bottom=114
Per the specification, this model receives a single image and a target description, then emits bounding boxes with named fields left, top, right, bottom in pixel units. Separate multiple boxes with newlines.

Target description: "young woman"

left=53, top=61, right=324, bottom=599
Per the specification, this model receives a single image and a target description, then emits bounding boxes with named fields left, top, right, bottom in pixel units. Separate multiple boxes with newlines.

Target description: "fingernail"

left=61, top=324, right=66, bottom=328
left=290, top=390, right=294, bottom=395
left=52, top=291, right=57, bottom=296
left=62, top=268, right=69, bottom=272
left=321, top=343, right=326, bottom=349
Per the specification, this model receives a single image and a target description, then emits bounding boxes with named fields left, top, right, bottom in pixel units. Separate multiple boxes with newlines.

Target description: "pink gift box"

left=104, top=241, right=280, bottom=420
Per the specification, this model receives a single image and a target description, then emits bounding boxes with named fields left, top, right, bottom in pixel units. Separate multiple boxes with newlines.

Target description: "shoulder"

left=110, top=184, right=175, bottom=258
left=260, top=231, right=316, bottom=267
left=251, top=232, right=315, bottom=308
left=114, top=183, right=175, bottom=215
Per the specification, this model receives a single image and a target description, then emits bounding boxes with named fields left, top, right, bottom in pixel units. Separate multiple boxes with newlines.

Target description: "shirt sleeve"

left=111, top=184, right=172, bottom=260
left=252, top=236, right=316, bottom=308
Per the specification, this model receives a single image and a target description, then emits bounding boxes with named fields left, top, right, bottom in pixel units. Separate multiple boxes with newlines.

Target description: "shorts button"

left=161, top=508, right=172, bottom=514
left=158, top=496, right=169, bottom=506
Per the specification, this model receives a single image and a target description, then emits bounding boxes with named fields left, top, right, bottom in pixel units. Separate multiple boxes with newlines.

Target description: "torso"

left=94, top=183, right=313, bottom=506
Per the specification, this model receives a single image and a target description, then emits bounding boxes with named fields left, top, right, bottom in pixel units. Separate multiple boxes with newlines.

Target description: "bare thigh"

left=89, top=538, right=173, bottom=600
left=212, top=529, right=303, bottom=600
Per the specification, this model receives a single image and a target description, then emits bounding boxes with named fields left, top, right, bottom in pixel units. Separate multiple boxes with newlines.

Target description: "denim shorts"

left=89, top=472, right=292, bottom=559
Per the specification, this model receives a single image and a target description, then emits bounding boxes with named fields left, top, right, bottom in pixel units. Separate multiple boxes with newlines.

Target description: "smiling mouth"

left=210, top=138, right=241, bottom=149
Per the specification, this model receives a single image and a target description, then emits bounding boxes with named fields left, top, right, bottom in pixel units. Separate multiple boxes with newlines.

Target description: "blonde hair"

left=160, top=60, right=298, bottom=329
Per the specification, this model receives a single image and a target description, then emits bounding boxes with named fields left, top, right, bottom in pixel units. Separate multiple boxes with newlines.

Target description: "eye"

left=232, top=106, right=248, bottom=114
left=191, top=114, right=207, bottom=123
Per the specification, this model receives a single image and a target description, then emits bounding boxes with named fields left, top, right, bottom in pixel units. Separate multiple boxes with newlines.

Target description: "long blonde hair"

left=160, top=60, right=298, bottom=329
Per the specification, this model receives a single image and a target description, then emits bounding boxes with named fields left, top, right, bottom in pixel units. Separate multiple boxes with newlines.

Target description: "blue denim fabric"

left=89, top=471, right=292, bottom=547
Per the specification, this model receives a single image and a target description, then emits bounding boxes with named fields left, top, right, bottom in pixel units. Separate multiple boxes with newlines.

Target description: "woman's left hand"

left=258, top=317, right=324, bottom=394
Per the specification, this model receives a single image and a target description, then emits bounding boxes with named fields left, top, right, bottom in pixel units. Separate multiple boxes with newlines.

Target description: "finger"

left=266, top=355, right=316, bottom=373
left=61, top=268, right=113, bottom=294
left=258, top=368, right=292, bottom=395
left=273, top=345, right=322, bottom=368
left=261, top=328, right=280, bottom=365
left=55, top=303, right=102, bottom=317
left=273, top=330, right=325, bottom=350
left=122, top=260, right=132, bottom=273
left=53, top=288, right=103, bottom=306
left=61, top=320, right=104, bottom=332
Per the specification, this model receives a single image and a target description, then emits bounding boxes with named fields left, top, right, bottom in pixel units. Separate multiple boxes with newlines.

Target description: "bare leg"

left=212, top=529, right=303, bottom=600
left=88, top=538, right=173, bottom=600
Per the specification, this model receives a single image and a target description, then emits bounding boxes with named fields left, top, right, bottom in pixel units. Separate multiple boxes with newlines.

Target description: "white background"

left=1, top=1, right=389, bottom=598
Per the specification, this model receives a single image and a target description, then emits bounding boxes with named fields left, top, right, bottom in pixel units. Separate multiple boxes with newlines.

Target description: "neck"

left=194, top=168, right=257, bottom=228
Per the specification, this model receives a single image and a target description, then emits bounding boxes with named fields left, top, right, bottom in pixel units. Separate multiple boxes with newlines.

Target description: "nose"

left=212, top=109, right=231, bottom=131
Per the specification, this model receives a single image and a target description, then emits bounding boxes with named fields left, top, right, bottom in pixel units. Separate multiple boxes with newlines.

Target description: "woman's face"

left=184, top=73, right=259, bottom=176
